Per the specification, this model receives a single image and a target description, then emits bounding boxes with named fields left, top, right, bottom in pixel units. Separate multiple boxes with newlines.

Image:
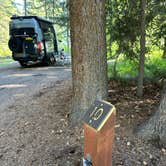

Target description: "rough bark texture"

left=69, top=0, right=108, bottom=124
left=137, top=0, right=146, bottom=97
left=137, top=85, right=166, bottom=148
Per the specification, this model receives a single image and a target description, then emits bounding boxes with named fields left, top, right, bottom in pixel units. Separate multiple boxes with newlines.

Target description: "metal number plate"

left=83, top=100, right=114, bottom=131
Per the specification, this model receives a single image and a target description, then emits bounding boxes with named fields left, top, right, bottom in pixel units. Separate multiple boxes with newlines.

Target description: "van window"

left=39, top=22, right=54, bottom=40
left=43, top=27, right=54, bottom=41
left=39, top=21, right=55, bottom=52
left=10, top=28, right=35, bottom=36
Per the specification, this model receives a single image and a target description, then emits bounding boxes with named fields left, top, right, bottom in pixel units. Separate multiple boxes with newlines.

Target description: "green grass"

left=108, top=58, right=138, bottom=78
left=107, top=49, right=166, bottom=81
left=0, top=58, right=14, bottom=67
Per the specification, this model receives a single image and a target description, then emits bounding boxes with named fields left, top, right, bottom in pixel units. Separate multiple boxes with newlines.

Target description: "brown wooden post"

left=83, top=100, right=116, bottom=166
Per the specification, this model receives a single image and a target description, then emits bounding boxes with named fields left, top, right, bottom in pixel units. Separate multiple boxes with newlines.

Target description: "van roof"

left=11, top=16, right=53, bottom=24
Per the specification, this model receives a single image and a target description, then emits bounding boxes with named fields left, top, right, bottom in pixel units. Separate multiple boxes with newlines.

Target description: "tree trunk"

left=137, top=0, right=146, bottom=97
left=52, top=0, right=55, bottom=20
left=66, top=9, right=70, bottom=52
left=24, top=0, right=27, bottom=16
left=162, top=38, right=166, bottom=59
left=45, top=0, right=48, bottom=18
left=69, top=0, right=108, bottom=124
left=136, top=84, right=166, bottom=147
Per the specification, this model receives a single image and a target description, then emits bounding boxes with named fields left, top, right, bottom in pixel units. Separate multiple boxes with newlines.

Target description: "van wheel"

left=8, top=37, right=22, bottom=53
left=19, top=61, right=27, bottom=67
left=43, top=54, right=56, bottom=66
left=49, top=54, right=56, bottom=65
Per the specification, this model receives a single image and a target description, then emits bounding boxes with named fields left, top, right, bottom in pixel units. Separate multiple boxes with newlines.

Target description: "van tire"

left=42, top=54, right=56, bottom=66
left=8, top=37, right=22, bottom=53
left=49, top=54, right=56, bottom=65
left=19, top=61, right=28, bottom=67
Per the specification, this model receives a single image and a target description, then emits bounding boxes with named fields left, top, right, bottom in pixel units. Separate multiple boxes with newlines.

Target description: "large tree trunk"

left=69, top=0, right=108, bottom=124
left=137, top=84, right=166, bottom=148
left=137, top=0, right=146, bottom=97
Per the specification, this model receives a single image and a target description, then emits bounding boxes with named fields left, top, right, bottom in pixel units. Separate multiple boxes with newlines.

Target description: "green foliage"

left=106, top=0, right=166, bottom=59
left=106, top=0, right=141, bottom=59
left=108, top=57, right=138, bottom=78
left=106, top=0, right=166, bottom=85
left=0, top=45, right=11, bottom=57
left=108, top=49, right=166, bottom=80
left=145, top=50, right=166, bottom=79
left=0, top=0, right=19, bottom=57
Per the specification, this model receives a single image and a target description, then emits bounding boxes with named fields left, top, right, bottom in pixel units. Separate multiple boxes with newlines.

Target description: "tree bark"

left=69, top=0, right=108, bottom=124
left=137, top=84, right=166, bottom=148
left=137, top=0, right=146, bottom=97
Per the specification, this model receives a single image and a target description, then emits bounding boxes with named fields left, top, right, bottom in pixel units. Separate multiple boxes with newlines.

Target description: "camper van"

left=8, top=16, right=58, bottom=67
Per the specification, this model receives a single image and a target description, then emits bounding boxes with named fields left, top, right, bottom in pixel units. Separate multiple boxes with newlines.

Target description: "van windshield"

left=10, top=28, right=35, bottom=36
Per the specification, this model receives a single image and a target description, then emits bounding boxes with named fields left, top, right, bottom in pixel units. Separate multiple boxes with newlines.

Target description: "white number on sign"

left=90, top=107, right=104, bottom=121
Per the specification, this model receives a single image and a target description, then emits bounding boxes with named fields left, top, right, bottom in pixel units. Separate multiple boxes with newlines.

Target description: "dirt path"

left=0, top=63, right=71, bottom=111
left=0, top=64, right=82, bottom=166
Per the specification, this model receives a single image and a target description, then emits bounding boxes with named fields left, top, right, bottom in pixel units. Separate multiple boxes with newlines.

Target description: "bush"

left=145, top=50, right=166, bottom=80
left=0, top=44, right=11, bottom=57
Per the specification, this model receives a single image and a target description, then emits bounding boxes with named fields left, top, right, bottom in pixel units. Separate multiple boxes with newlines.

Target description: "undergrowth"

left=108, top=49, right=166, bottom=82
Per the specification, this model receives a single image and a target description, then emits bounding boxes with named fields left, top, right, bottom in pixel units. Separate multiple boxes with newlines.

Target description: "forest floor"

left=0, top=64, right=166, bottom=165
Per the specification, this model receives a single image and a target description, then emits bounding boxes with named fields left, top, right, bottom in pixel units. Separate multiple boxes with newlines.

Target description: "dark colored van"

left=8, top=16, right=58, bottom=67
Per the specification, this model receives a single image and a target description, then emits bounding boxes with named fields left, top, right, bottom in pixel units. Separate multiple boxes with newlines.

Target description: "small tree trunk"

left=66, top=13, right=70, bottom=52
left=52, top=0, right=55, bottom=20
left=69, top=0, right=108, bottom=124
left=112, top=54, right=119, bottom=79
left=45, top=0, right=48, bottom=18
left=162, top=38, right=166, bottom=59
left=24, top=0, right=27, bottom=16
left=137, top=0, right=146, bottom=97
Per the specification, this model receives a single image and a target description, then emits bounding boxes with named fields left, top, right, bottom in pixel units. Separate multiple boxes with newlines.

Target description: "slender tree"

left=137, top=0, right=146, bottom=97
left=69, top=0, right=108, bottom=124
left=24, top=0, right=27, bottom=16
left=44, top=0, right=47, bottom=18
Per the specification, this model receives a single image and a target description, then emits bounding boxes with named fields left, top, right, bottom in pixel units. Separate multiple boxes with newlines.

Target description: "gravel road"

left=0, top=63, right=71, bottom=112
left=0, top=63, right=82, bottom=166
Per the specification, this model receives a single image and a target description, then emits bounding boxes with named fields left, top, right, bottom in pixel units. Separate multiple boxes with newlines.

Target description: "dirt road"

left=0, top=64, right=82, bottom=166
left=0, top=63, right=71, bottom=111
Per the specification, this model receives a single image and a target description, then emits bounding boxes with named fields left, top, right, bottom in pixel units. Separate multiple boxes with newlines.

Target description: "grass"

left=107, top=57, right=138, bottom=79
left=107, top=49, right=166, bottom=81
left=0, top=58, right=14, bottom=67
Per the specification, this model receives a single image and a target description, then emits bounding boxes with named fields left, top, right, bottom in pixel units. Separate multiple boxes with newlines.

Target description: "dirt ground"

left=0, top=64, right=166, bottom=166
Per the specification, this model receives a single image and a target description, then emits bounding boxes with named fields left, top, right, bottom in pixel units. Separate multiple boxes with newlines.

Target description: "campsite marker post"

left=83, top=100, right=116, bottom=166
